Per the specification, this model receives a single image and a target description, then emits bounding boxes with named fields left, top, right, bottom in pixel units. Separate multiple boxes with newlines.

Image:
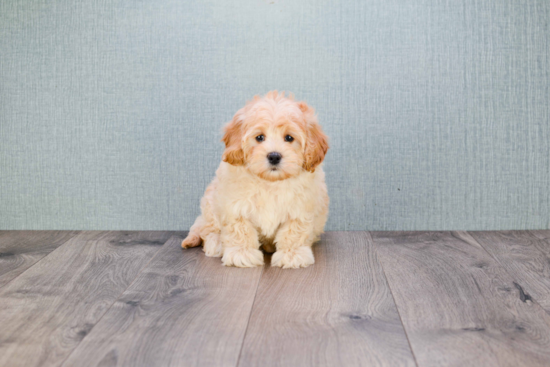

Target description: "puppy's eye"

left=284, top=135, right=294, bottom=142
left=255, top=134, right=265, bottom=142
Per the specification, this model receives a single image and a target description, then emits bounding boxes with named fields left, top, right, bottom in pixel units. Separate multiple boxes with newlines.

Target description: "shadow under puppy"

left=182, top=91, right=329, bottom=268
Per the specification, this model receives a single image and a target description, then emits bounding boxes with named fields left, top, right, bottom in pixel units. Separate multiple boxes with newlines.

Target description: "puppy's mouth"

left=257, top=165, right=292, bottom=181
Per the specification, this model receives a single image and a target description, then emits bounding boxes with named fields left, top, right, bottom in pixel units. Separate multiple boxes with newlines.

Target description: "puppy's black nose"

left=267, top=152, right=282, bottom=165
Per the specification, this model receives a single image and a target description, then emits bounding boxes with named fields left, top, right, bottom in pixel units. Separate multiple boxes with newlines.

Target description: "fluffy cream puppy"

left=181, top=91, right=329, bottom=268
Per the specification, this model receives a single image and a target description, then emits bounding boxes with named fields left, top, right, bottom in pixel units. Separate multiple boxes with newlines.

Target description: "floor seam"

left=366, top=231, right=420, bottom=367
left=235, top=261, right=265, bottom=367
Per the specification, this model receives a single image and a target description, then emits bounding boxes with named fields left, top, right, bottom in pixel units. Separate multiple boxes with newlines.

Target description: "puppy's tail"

left=182, top=216, right=204, bottom=248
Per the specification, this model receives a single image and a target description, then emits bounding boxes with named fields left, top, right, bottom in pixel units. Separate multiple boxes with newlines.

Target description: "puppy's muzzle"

left=267, top=152, right=282, bottom=165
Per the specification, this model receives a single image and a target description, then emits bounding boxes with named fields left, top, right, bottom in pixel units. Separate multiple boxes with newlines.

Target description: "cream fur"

left=182, top=91, right=329, bottom=268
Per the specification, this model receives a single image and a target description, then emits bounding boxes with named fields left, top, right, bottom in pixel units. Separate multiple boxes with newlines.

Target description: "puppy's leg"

left=203, top=232, right=222, bottom=257
left=272, top=219, right=315, bottom=269
left=221, top=218, right=264, bottom=267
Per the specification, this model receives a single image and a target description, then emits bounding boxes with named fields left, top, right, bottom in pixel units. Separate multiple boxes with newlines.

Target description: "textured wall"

left=0, top=0, right=548, bottom=230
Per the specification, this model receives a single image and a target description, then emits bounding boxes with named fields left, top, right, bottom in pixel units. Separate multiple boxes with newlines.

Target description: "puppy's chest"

left=247, top=185, right=299, bottom=234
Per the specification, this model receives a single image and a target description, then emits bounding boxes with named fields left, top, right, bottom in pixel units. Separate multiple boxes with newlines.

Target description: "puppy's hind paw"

left=181, top=233, right=201, bottom=249
left=271, top=246, right=314, bottom=269
left=261, top=242, right=276, bottom=254
left=222, top=247, right=264, bottom=268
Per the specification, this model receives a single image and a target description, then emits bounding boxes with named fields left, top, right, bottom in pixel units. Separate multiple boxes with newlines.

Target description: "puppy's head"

left=222, top=91, right=329, bottom=181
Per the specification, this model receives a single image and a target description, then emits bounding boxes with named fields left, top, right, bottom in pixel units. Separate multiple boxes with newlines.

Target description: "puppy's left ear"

left=299, top=102, right=329, bottom=172
left=221, top=110, right=245, bottom=165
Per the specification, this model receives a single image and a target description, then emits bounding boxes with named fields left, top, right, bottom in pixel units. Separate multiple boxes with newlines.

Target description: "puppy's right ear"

left=222, top=110, right=245, bottom=165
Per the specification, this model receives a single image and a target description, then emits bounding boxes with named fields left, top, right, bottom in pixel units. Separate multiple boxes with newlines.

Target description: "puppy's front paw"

left=271, top=246, right=314, bottom=269
left=203, top=235, right=223, bottom=258
left=222, top=247, right=264, bottom=267
left=203, top=242, right=223, bottom=258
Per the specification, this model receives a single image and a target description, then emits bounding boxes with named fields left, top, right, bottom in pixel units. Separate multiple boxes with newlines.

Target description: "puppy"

left=181, top=91, right=329, bottom=268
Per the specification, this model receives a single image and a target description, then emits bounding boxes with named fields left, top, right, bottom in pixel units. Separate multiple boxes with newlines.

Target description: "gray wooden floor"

left=1, top=231, right=550, bottom=367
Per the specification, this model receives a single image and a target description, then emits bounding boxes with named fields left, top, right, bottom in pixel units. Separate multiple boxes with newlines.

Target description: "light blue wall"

left=1, top=0, right=548, bottom=230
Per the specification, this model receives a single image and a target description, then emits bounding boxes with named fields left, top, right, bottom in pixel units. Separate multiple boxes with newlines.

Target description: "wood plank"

left=371, top=231, right=550, bottom=367
left=469, top=231, right=550, bottom=313
left=529, top=230, right=550, bottom=258
left=529, top=230, right=550, bottom=245
left=0, top=230, right=176, bottom=367
left=61, top=234, right=264, bottom=367
left=0, top=230, right=80, bottom=288
left=238, top=231, right=416, bottom=367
